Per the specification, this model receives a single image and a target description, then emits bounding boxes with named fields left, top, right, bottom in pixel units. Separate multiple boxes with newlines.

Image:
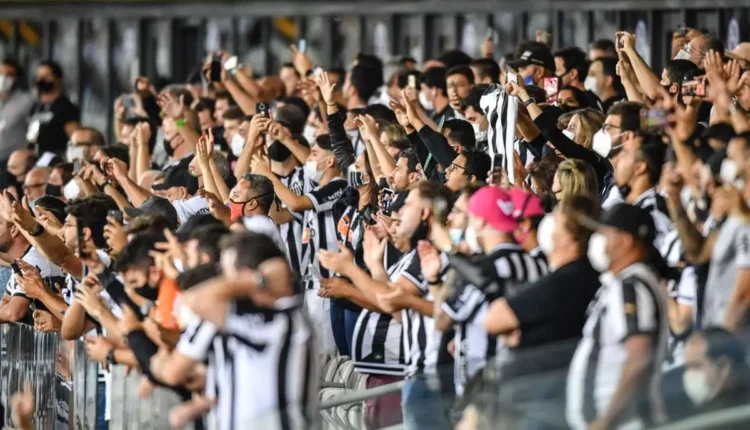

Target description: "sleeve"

left=735, top=223, right=750, bottom=269
left=417, top=126, right=458, bottom=170
left=441, top=283, right=485, bottom=322
left=506, top=277, right=562, bottom=327
left=306, top=180, right=347, bottom=213
left=176, top=314, right=218, bottom=361
left=406, top=131, right=431, bottom=172
left=6, top=275, right=23, bottom=298
left=615, top=277, right=658, bottom=340
left=521, top=134, right=547, bottom=160
left=532, top=108, right=611, bottom=186
left=676, top=266, right=697, bottom=307
left=395, top=253, right=425, bottom=292
left=171, top=199, right=192, bottom=224
left=125, top=330, right=160, bottom=382
left=327, top=111, right=356, bottom=173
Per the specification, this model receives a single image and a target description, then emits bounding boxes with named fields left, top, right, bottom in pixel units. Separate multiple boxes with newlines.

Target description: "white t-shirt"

left=6, top=247, right=66, bottom=299
left=172, top=196, right=210, bottom=224
left=241, top=215, right=288, bottom=258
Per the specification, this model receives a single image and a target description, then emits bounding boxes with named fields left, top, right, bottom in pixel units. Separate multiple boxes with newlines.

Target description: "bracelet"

left=175, top=118, right=186, bottom=128
left=523, top=97, right=536, bottom=108
left=97, top=180, right=111, bottom=192
left=28, top=223, right=45, bottom=237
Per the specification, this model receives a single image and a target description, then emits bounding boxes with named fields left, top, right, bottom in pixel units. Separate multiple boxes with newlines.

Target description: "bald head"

left=24, top=167, right=51, bottom=201
left=7, top=149, right=36, bottom=183
left=139, top=170, right=164, bottom=191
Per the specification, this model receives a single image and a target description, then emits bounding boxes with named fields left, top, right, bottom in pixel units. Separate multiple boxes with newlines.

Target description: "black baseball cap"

left=151, top=162, right=189, bottom=191
left=582, top=203, right=656, bottom=244
left=124, top=196, right=179, bottom=228
left=508, top=42, right=555, bottom=72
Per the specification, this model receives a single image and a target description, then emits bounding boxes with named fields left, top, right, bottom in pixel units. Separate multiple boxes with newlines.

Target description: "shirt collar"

left=633, top=187, right=657, bottom=206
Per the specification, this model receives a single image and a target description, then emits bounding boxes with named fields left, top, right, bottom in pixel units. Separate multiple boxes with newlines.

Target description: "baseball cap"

left=509, top=189, right=545, bottom=219
left=727, top=42, right=750, bottom=62
left=467, top=186, right=518, bottom=233
left=124, top=196, right=179, bottom=228
left=508, top=42, right=555, bottom=72
left=582, top=203, right=656, bottom=244
left=151, top=162, right=189, bottom=191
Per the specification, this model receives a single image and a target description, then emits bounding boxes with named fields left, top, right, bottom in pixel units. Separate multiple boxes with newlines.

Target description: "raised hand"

left=362, top=227, right=387, bottom=271
left=11, top=197, right=37, bottom=232
left=616, top=31, right=636, bottom=53
left=290, top=44, right=313, bottom=76
left=297, top=77, right=322, bottom=103
left=417, top=240, right=442, bottom=283
left=103, top=215, right=127, bottom=255
left=317, top=71, right=337, bottom=105
left=318, top=243, right=354, bottom=276
left=157, top=92, right=185, bottom=119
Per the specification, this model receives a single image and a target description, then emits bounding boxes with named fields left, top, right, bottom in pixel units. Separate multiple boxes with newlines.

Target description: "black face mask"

left=267, top=141, right=292, bottom=162
left=135, top=281, right=159, bottom=301
left=409, top=221, right=429, bottom=251
left=560, top=104, right=577, bottom=114
left=45, top=184, right=62, bottom=197
left=185, top=173, right=200, bottom=196
left=163, top=138, right=176, bottom=156
left=35, top=79, right=55, bottom=94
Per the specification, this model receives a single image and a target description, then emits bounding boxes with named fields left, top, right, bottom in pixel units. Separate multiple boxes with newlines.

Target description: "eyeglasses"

left=681, top=43, right=707, bottom=57
left=23, top=183, right=45, bottom=190
left=446, top=162, right=466, bottom=173
left=602, top=123, right=622, bottom=133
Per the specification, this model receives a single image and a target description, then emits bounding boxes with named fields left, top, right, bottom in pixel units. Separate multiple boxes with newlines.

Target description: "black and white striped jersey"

left=566, top=263, right=668, bottom=430
left=351, top=255, right=408, bottom=376
left=299, top=178, right=347, bottom=290
left=276, top=168, right=309, bottom=275
left=442, top=243, right=548, bottom=396
left=633, top=188, right=674, bottom=250
left=177, top=297, right=318, bottom=430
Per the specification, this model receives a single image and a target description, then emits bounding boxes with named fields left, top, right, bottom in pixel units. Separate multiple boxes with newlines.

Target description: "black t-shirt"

left=506, top=257, right=601, bottom=349
left=30, top=95, right=80, bottom=154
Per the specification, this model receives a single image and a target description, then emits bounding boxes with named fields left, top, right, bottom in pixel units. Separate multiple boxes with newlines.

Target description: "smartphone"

left=644, top=108, right=668, bottom=128
left=210, top=55, right=222, bottom=83
left=256, top=102, right=269, bottom=118
left=543, top=77, right=559, bottom=104
left=408, top=74, right=417, bottom=89
left=677, top=23, right=688, bottom=37
left=123, top=94, right=136, bottom=109
left=10, top=260, right=22, bottom=278
left=381, top=188, right=395, bottom=216
left=76, top=217, right=86, bottom=258
left=681, top=80, right=707, bottom=97
left=507, top=66, right=518, bottom=84
left=73, top=159, right=82, bottom=174
left=616, top=33, right=624, bottom=50
left=108, top=210, right=123, bottom=225
left=298, top=39, right=307, bottom=53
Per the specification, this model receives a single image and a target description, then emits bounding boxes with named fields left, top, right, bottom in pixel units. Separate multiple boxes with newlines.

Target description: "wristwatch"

left=523, top=97, right=536, bottom=108
left=106, top=348, right=117, bottom=366
left=28, top=223, right=45, bottom=237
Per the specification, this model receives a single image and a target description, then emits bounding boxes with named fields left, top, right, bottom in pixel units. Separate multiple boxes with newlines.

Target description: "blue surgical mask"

left=523, top=75, right=535, bottom=86
left=449, top=228, right=464, bottom=245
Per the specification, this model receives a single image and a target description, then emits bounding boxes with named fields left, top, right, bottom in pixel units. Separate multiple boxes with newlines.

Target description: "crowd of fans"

left=1, top=22, right=750, bottom=430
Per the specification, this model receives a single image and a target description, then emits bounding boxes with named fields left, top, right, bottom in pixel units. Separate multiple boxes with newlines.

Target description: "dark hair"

left=525, top=85, right=547, bottom=105
left=398, top=149, right=421, bottom=173
left=415, top=180, right=456, bottom=222
left=280, top=62, right=301, bottom=78
left=590, top=39, right=617, bottom=57
left=460, top=86, right=487, bottom=114
left=168, top=87, right=194, bottom=109
left=350, top=63, right=381, bottom=102
left=558, top=86, right=591, bottom=109
left=195, top=97, right=216, bottom=115
left=461, top=182, right=484, bottom=199
left=223, top=106, right=244, bottom=122
left=215, top=90, right=237, bottom=105
left=397, top=70, right=422, bottom=89
left=1, top=58, right=26, bottom=89
left=463, top=150, right=491, bottom=183
left=421, top=67, right=447, bottom=93
left=123, top=214, right=174, bottom=236
left=438, top=50, right=472, bottom=69
left=355, top=53, right=384, bottom=87
left=389, top=137, right=411, bottom=153
left=445, top=119, right=476, bottom=151
left=665, top=60, right=700, bottom=85
left=593, top=57, right=623, bottom=93
left=554, top=47, right=589, bottom=83
left=446, top=65, right=475, bottom=85
left=528, top=155, right=564, bottom=194
left=115, top=231, right=166, bottom=272
left=705, top=37, right=725, bottom=57
left=220, top=231, right=286, bottom=270
left=635, top=132, right=668, bottom=186
left=77, top=127, right=106, bottom=147
left=275, top=103, right=306, bottom=136
left=607, top=101, right=644, bottom=132
left=39, top=60, right=64, bottom=79
left=398, top=56, right=417, bottom=67
left=52, top=162, right=74, bottom=185
left=315, top=134, right=333, bottom=151
left=176, top=213, right=224, bottom=242
left=559, top=194, right=601, bottom=255
left=65, top=194, right=118, bottom=248
left=100, top=144, right=129, bottom=166
left=176, top=263, right=219, bottom=291
left=469, top=58, right=500, bottom=84
left=34, top=196, right=67, bottom=224
left=363, top=104, right=397, bottom=125
left=189, top=224, right=230, bottom=264
left=242, top=173, right=275, bottom=214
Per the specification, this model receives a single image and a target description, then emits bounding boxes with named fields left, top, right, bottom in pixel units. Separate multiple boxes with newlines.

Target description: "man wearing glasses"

left=444, top=150, right=491, bottom=193
left=22, top=166, right=50, bottom=202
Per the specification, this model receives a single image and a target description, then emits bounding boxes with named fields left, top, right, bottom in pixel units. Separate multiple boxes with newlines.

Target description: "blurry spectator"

left=23, top=166, right=50, bottom=202
left=27, top=60, right=80, bottom=155
left=6, top=148, right=36, bottom=185
left=588, top=39, right=617, bottom=61
left=554, top=47, right=603, bottom=111
left=552, top=158, right=599, bottom=206
left=0, top=59, right=34, bottom=164
left=586, top=58, right=624, bottom=113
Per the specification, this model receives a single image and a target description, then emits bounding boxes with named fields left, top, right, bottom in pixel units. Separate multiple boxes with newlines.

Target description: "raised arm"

left=619, top=32, right=662, bottom=101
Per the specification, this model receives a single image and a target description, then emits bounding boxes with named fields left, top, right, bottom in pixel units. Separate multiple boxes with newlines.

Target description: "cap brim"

left=506, top=59, right=530, bottom=70
left=578, top=213, right=606, bottom=231
left=150, top=182, right=172, bottom=191
left=124, top=207, right=145, bottom=218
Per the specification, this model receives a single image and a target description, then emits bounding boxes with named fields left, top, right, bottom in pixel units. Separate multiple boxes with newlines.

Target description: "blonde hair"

left=384, top=124, right=407, bottom=143
left=571, top=108, right=605, bottom=150
left=556, top=158, right=599, bottom=202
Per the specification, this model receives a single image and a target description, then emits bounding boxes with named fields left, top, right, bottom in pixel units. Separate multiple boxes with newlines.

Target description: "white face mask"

left=683, top=369, right=714, bottom=405
left=584, top=76, right=600, bottom=95
left=0, top=74, right=13, bottom=93
left=63, top=179, right=80, bottom=201
left=304, top=158, right=327, bottom=183
left=464, top=225, right=483, bottom=254
left=587, top=232, right=610, bottom=272
left=66, top=145, right=86, bottom=162
left=230, top=133, right=246, bottom=157
left=303, top=125, right=317, bottom=145
left=472, top=122, right=488, bottom=142
left=536, top=214, right=556, bottom=257
left=592, top=129, right=624, bottom=159
left=674, top=48, right=692, bottom=61
left=419, top=91, right=434, bottom=112
left=562, top=129, right=576, bottom=142
left=720, top=159, right=739, bottom=185
left=449, top=228, right=464, bottom=245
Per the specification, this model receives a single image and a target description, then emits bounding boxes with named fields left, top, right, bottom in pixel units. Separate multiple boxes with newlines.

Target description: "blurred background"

left=1, top=0, right=749, bottom=139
